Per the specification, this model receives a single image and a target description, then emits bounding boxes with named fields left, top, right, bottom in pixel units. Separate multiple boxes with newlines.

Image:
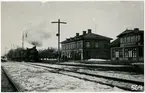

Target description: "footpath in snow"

left=2, top=62, right=126, bottom=92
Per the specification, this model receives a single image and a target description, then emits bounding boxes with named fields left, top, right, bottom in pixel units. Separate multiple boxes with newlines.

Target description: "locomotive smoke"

left=25, top=21, right=50, bottom=47
left=31, top=41, right=42, bottom=47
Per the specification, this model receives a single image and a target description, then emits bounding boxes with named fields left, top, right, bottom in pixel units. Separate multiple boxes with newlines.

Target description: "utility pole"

left=22, top=30, right=27, bottom=49
left=51, top=19, right=67, bottom=63
left=22, top=31, right=24, bottom=49
left=4, top=47, right=7, bottom=56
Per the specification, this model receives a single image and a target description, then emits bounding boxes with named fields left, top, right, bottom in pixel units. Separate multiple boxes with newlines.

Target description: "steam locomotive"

left=10, top=46, right=39, bottom=62
left=24, top=46, right=39, bottom=62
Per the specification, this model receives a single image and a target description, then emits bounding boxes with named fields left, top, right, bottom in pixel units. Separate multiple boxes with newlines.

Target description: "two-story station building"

left=61, top=29, right=112, bottom=60
left=111, top=28, right=144, bottom=62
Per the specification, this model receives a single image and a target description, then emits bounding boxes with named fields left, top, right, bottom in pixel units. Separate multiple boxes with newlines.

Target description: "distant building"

left=61, top=29, right=112, bottom=60
left=111, top=28, right=144, bottom=61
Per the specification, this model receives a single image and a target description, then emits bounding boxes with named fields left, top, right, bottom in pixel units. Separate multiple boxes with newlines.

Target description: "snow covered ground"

left=31, top=62, right=144, bottom=82
left=88, top=58, right=110, bottom=61
left=2, top=62, right=127, bottom=92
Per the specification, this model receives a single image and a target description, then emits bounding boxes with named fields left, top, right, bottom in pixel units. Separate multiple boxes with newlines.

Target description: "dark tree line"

left=38, top=47, right=58, bottom=59
left=6, top=48, right=24, bottom=61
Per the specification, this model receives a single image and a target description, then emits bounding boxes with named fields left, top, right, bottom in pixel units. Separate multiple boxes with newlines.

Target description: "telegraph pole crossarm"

left=51, top=19, right=67, bottom=63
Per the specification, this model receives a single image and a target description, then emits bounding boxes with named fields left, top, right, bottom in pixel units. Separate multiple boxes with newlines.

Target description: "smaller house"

left=111, top=28, right=144, bottom=61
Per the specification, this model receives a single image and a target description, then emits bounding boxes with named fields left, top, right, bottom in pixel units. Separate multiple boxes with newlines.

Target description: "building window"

left=115, top=51, right=119, bottom=58
left=135, top=35, right=138, bottom=42
left=78, top=42, right=81, bottom=48
left=119, top=49, right=123, bottom=58
left=122, top=38, right=124, bottom=43
left=72, top=43, right=73, bottom=49
left=133, top=48, right=137, bottom=57
left=77, top=42, right=79, bottom=48
left=127, top=36, right=130, bottom=43
left=63, top=45, right=65, bottom=50
left=80, top=42, right=83, bottom=48
left=120, top=38, right=123, bottom=43
left=63, top=45, right=64, bottom=50
left=69, top=44, right=70, bottom=49
left=86, top=42, right=90, bottom=48
left=128, top=50, right=132, bottom=57
left=75, top=43, right=77, bottom=48
left=131, top=36, right=134, bottom=43
left=67, top=44, right=69, bottom=49
left=112, top=49, right=115, bottom=58
left=66, top=44, right=67, bottom=49
left=133, top=36, right=136, bottom=42
left=70, top=44, right=72, bottom=49
left=73, top=43, right=75, bottom=49
left=125, top=49, right=128, bottom=57
left=138, top=35, right=141, bottom=41
left=65, top=45, right=66, bottom=50
left=124, top=37, right=126, bottom=43
left=95, top=42, right=99, bottom=48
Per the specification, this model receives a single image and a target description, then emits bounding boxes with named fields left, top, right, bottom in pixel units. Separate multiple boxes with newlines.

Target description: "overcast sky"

left=1, top=1, right=144, bottom=55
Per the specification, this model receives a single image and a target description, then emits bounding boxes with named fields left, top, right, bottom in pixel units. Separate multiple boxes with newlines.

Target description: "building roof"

left=117, top=28, right=144, bottom=37
left=61, top=30, right=113, bottom=44
left=83, top=33, right=113, bottom=40
left=110, top=38, right=120, bottom=47
left=111, top=28, right=144, bottom=47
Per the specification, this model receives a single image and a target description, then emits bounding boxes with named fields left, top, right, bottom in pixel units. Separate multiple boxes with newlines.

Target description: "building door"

left=81, top=51, right=83, bottom=60
left=85, top=51, right=90, bottom=59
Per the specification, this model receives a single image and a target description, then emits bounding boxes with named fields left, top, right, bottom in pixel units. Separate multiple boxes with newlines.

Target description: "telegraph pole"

left=22, top=30, right=27, bottom=49
left=22, top=31, right=24, bottom=49
left=4, top=47, right=7, bottom=56
left=51, top=19, right=67, bottom=63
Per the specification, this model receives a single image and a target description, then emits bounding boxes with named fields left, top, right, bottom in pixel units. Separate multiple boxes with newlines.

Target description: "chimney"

left=66, top=38, right=69, bottom=41
left=76, top=33, right=79, bottom=37
left=88, top=29, right=92, bottom=34
left=134, top=28, right=139, bottom=31
left=83, top=31, right=86, bottom=35
left=33, top=46, right=36, bottom=49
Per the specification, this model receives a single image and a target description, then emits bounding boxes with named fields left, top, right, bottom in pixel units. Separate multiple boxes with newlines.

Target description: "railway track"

left=1, top=66, right=23, bottom=92
left=24, top=63, right=144, bottom=91
left=35, top=62, right=143, bottom=73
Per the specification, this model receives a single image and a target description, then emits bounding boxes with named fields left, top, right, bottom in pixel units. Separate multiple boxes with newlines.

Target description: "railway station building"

left=61, top=29, right=112, bottom=60
left=111, top=28, right=144, bottom=62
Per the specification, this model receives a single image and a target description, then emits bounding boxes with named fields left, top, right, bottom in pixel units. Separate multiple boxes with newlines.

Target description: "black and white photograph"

left=1, top=0, right=144, bottom=92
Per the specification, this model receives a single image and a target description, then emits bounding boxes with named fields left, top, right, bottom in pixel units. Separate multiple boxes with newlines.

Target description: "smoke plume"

left=24, top=21, right=50, bottom=47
